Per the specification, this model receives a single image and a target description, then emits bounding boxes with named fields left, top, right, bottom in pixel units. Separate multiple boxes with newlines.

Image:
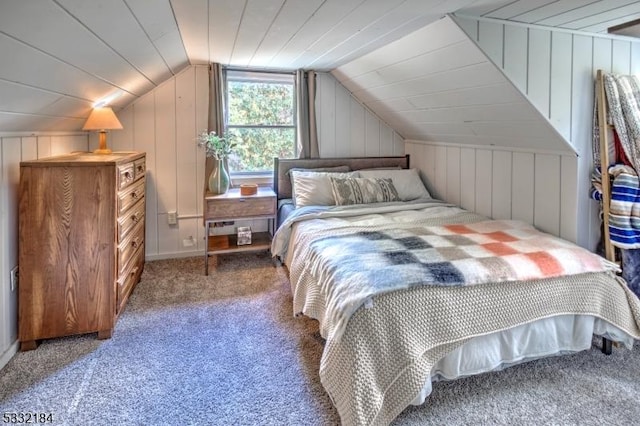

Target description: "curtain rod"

left=221, top=65, right=296, bottom=75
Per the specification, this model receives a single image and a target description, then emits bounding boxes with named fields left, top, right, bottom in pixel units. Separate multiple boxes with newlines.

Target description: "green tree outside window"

left=226, top=72, right=296, bottom=173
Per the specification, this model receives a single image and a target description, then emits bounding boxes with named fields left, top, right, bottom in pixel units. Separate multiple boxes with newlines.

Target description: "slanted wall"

left=454, top=15, right=640, bottom=251
left=332, top=14, right=640, bottom=251
left=332, top=15, right=580, bottom=245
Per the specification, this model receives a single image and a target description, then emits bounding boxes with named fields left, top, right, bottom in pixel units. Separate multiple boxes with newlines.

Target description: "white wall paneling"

left=195, top=66, right=209, bottom=253
left=503, top=25, right=528, bottom=93
left=1, top=137, right=20, bottom=367
left=478, top=20, right=503, bottom=67
left=534, top=154, right=561, bottom=236
left=365, top=111, right=381, bottom=156
left=318, top=71, right=337, bottom=158
left=491, top=150, right=512, bottom=220
left=446, top=146, right=461, bottom=207
left=511, top=152, right=535, bottom=225
left=474, top=149, right=493, bottom=219
left=459, top=148, right=476, bottom=212
left=454, top=16, right=640, bottom=250
left=316, top=72, right=403, bottom=158
left=155, top=78, right=178, bottom=255
left=561, top=155, right=579, bottom=244
left=112, top=65, right=211, bottom=260
left=527, top=28, right=552, bottom=119
left=550, top=32, right=572, bottom=141
left=349, top=98, right=366, bottom=157
left=433, top=146, right=447, bottom=201
left=406, top=141, right=575, bottom=241
left=133, top=91, right=159, bottom=256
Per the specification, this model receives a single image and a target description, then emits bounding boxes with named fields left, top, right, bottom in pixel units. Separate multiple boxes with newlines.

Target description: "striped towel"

left=590, top=166, right=603, bottom=202
left=609, top=164, right=640, bottom=248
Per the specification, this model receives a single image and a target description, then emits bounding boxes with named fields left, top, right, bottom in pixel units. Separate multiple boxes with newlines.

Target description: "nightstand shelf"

left=204, top=187, right=276, bottom=274
left=207, top=232, right=272, bottom=253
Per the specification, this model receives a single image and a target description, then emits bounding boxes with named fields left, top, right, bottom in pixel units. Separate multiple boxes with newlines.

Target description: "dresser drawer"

left=205, top=196, right=275, bottom=219
left=117, top=178, right=145, bottom=216
left=118, top=221, right=144, bottom=275
left=134, top=158, right=146, bottom=180
left=118, top=199, right=145, bottom=241
left=117, top=162, right=135, bottom=190
left=117, top=246, right=144, bottom=314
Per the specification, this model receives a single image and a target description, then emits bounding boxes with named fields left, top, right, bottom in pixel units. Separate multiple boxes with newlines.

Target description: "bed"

left=271, top=155, right=640, bottom=426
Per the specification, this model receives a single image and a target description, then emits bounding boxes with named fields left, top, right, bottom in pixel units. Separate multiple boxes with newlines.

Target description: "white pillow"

left=290, top=170, right=358, bottom=207
left=357, top=168, right=431, bottom=201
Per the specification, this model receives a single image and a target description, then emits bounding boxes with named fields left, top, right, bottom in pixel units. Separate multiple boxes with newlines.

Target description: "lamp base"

left=93, top=148, right=113, bottom=155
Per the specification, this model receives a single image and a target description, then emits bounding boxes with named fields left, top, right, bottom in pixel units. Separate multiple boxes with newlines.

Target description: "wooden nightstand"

left=204, top=187, right=277, bottom=274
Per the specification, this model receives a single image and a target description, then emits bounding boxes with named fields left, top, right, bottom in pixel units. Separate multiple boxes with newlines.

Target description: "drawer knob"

left=131, top=266, right=139, bottom=276
left=124, top=171, right=132, bottom=179
left=131, top=238, right=140, bottom=249
left=131, top=214, right=139, bottom=223
left=131, top=191, right=139, bottom=199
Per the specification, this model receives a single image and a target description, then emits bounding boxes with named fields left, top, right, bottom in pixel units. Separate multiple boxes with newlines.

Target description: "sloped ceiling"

left=1, top=0, right=639, bottom=132
left=331, top=15, right=574, bottom=152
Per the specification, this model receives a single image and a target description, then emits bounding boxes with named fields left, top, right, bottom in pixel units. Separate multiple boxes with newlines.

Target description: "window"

left=225, top=70, right=296, bottom=174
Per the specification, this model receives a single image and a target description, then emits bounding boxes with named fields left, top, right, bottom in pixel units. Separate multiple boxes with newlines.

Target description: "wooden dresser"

left=18, top=151, right=146, bottom=350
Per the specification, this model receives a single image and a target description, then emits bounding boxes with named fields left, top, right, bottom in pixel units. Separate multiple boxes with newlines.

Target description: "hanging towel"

left=609, top=164, right=640, bottom=248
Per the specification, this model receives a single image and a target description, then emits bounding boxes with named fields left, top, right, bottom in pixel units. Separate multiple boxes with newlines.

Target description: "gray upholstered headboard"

left=273, top=155, right=410, bottom=201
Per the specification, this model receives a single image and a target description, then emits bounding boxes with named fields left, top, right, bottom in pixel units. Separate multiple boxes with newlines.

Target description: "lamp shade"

left=82, top=107, right=123, bottom=131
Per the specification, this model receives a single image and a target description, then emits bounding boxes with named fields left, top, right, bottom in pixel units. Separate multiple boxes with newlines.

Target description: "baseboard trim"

left=0, top=339, right=19, bottom=371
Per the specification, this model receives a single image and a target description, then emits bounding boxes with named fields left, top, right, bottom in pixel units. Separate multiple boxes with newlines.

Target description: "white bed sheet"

left=411, top=314, right=635, bottom=405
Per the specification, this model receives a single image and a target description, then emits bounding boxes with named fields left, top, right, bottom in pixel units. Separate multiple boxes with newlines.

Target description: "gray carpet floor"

left=1, top=253, right=639, bottom=426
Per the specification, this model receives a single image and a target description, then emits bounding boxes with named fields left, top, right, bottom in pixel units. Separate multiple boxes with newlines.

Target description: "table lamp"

left=82, top=107, right=123, bottom=154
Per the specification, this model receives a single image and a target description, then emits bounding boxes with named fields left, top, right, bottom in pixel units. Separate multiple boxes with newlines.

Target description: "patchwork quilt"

left=291, top=214, right=616, bottom=341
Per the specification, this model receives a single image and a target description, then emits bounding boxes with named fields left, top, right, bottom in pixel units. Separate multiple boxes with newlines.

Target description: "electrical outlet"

left=10, top=266, right=18, bottom=292
left=168, top=211, right=178, bottom=225
left=182, top=236, right=196, bottom=247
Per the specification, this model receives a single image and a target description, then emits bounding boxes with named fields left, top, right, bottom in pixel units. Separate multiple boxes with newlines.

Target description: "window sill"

left=230, top=174, right=274, bottom=188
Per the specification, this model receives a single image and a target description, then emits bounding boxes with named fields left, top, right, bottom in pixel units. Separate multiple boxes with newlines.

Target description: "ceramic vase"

left=208, top=158, right=230, bottom=194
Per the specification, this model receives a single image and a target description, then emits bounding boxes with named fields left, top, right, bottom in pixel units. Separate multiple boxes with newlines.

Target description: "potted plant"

left=197, top=130, right=235, bottom=194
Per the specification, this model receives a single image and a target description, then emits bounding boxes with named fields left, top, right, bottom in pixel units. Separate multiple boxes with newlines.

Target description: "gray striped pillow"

left=330, top=177, right=400, bottom=205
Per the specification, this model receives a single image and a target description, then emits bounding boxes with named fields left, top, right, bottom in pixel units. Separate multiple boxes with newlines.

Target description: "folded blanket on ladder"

left=609, top=164, right=640, bottom=248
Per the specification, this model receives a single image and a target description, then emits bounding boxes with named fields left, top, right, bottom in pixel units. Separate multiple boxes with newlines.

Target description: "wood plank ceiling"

left=0, top=0, right=639, bottom=131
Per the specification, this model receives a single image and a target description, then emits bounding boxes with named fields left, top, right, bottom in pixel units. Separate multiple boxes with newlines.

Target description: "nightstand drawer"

left=205, top=196, right=275, bottom=219
left=117, top=178, right=145, bottom=215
